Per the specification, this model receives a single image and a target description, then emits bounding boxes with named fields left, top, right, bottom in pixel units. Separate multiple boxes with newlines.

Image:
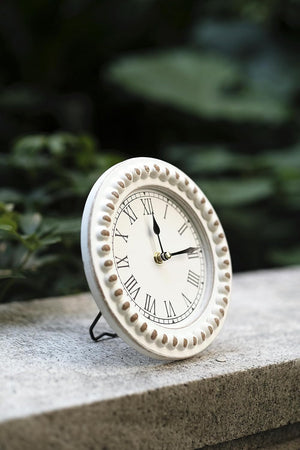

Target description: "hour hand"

left=152, top=213, right=164, bottom=253
left=170, top=247, right=199, bottom=257
left=152, top=212, right=160, bottom=235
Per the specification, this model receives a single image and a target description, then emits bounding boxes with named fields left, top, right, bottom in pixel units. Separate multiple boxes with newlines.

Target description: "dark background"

left=1, top=0, right=299, bottom=302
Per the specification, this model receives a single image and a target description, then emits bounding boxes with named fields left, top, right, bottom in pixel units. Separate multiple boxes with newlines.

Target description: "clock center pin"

left=154, top=251, right=172, bottom=264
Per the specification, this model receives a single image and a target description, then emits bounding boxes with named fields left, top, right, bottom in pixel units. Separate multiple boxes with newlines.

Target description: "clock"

left=81, top=157, right=231, bottom=360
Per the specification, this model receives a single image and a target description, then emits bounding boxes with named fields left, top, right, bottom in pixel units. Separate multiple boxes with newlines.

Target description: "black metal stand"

left=89, top=311, right=118, bottom=342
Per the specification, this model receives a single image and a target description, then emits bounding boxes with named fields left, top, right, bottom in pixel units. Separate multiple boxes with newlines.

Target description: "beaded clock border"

left=88, top=159, right=231, bottom=356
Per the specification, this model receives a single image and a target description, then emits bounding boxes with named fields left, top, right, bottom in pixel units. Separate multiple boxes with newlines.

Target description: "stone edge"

left=0, top=360, right=298, bottom=450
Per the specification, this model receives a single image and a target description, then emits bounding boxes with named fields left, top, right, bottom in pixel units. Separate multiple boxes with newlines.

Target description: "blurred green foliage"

left=0, top=134, right=121, bottom=301
left=108, top=50, right=289, bottom=122
left=164, top=143, right=300, bottom=270
left=0, top=0, right=299, bottom=301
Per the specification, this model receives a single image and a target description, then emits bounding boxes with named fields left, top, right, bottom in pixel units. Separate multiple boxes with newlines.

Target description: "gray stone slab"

left=0, top=267, right=299, bottom=449
left=201, top=423, right=300, bottom=449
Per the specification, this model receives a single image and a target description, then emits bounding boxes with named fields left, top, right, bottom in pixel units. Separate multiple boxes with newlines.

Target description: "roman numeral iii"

left=187, top=248, right=200, bottom=259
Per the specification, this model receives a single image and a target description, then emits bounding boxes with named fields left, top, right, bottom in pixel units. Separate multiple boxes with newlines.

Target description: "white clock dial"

left=112, top=189, right=210, bottom=326
left=81, top=157, right=231, bottom=360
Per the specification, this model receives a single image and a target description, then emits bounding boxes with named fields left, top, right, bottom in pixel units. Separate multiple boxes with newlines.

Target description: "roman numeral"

left=141, top=198, right=153, bottom=215
left=115, top=255, right=130, bottom=269
left=164, top=301, right=176, bottom=318
left=115, top=228, right=128, bottom=243
left=144, top=293, right=156, bottom=315
left=123, top=205, right=137, bottom=225
left=124, top=274, right=140, bottom=300
left=182, top=292, right=191, bottom=307
left=163, top=204, right=169, bottom=219
left=187, top=248, right=200, bottom=259
left=187, top=270, right=200, bottom=288
left=178, top=222, right=188, bottom=235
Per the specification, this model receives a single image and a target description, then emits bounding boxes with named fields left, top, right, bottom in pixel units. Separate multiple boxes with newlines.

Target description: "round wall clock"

left=81, top=157, right=231, bottom=360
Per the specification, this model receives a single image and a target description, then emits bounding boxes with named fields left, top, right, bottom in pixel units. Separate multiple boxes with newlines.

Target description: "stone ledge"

left=0, top=267, right=299, bottom=449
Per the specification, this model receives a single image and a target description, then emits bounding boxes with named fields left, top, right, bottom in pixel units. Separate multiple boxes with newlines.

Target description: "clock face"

left=81, top=157, right=231, bottom=360
left=112, top=189, right=210, bottom=327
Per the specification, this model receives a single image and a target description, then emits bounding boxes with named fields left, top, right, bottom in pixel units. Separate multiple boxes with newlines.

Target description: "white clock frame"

left=81, top=157, right=231, bottom=360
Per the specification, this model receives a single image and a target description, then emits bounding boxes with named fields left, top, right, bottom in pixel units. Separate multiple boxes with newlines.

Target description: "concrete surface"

left=201, top=423, right=300, bottom=449
left=0, top=267, right=299, bottom=449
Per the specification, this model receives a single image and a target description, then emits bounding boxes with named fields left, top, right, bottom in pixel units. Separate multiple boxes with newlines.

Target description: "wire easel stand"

left=89, top=311, right=118, bottom=342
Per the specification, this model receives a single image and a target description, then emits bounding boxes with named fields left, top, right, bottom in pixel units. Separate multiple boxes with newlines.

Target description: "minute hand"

left=170, top=247, right=199, bottom=257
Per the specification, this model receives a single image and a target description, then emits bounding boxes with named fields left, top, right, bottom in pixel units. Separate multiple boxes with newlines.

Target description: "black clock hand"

left=170, top=246, right=199, bottom=257
left=152, top=213, right=164, bottom=253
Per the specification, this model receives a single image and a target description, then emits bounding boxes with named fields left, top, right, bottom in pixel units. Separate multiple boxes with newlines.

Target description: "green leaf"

left=94, top=154, right=123, bottom=172
left=0, top=270, right=26, bottom=280
left=192, top=20, right=298, bottom=101
left=0, top=224, right=15, bottom=232
left=21, top=234, right=42, bottom=252
left=198, top=177, right=273, bottom=206
left=47, top=133, right=75, bottom=156
left=74, top=135, right=98, bottom=169
left=44, top=217, right=81, bottom=235
left=167, top=145, right=248, bottom=173
left=13, top=135, right=47, bottom=155
left=0, top=215, right=18, bottom=233
left=108, top=50, right=288, bottom=122
left=258, top=144, right=300, bottom=174
left=64, top=170, right=99, bottom=196
left=22, top=254, right=61, bottom=271
left=10, top=152, right=50, bottom=170
left=19, top=213, right=42, bottom=235
left=0, top=189, right=24, bottom=204
left=38, top=235, right=61, bottom=246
